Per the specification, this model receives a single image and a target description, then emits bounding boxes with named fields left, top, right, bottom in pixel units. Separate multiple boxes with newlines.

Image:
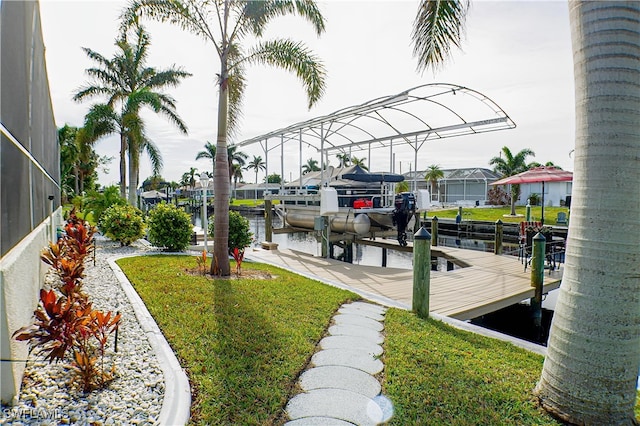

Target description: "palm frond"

left=245, top=38, right=326, bottom=108
left=411, top=0, right=469, bottom=72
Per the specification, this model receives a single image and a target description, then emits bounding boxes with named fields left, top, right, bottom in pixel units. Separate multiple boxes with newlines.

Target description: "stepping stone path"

left=285, top=301, right=393, bottom=425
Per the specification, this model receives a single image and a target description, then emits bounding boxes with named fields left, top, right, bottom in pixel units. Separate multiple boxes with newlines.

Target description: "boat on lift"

left=273, top=165, right=420, bottom=240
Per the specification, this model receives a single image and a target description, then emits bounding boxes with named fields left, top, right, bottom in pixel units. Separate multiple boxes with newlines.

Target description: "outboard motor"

left=392, top=192, right=416, bottom=246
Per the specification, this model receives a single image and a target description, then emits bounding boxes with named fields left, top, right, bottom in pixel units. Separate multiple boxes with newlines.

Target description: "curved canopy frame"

left=236, top=83, right=516, bottom=192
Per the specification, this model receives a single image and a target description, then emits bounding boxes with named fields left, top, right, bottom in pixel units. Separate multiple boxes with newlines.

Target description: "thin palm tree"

left=302, top=157, right=320, bottom=175
left=335, top=153, right=351, bottom=167
left=423, top=164, right=444, bottom=202
left=195, top=141, right=216, bottom=176
left=122, top=1, right=326, bottom=276
left=74, top=24, right=190, bottom=204
left=412, top=1, right=640, bottom=423
left=227, top=145, right=248, bottom=183
left=231, top=163, right=243, bottom=199
left=488, top=146, right=535, bottom=216
left=351, top=156, right=368, bottom=171
left=246, top=155, right=266, bottom=184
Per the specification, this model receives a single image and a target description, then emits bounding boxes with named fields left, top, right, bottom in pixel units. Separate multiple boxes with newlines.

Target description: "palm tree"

left=351, top=156, right=368, bottom=170
left=246, top=155, right=266, bottom=184
left=231, top=163, right=243, bottom=199
left=488, top=147, right=535, bottom=216
left=74, top=24, right=190, bottom=205
left=195, top=141, right=217, bottom=176
left=335, top=153, right=351, bottom=167
left=423, top=164, right=444, bottom=202
left=227, top=145, right=248, bottom=183
left=122, top=1, right=326, bottom=276
left=302, top=157, right=321, bottom=175
left=413, top=1, right=640, bottom=423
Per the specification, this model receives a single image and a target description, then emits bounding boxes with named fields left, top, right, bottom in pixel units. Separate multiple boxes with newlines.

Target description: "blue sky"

left=39, top=0, right=575, bottom=186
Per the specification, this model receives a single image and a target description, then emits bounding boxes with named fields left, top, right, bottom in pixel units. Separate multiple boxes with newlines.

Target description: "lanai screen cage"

left=235, top=83, right=516, bottom=195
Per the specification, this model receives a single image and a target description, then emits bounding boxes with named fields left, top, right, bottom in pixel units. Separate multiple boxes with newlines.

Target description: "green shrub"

left=84, top=185, right=126, bottom=225
left=147, top=203, right=193, bottom=251
left=209, top=210, right=253, bottom=252
left=99, top=204, right=145, bottom=246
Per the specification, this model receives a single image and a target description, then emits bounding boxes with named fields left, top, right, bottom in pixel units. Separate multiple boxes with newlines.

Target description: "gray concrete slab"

left=327, top=324, right=383, bottom=343
left=338, top=305, right=385, bottom=321
left=285, top=417, right=354, bottom=425
left=286, top=388, right=383, bottom=426
left=312, top=348, right=383, bottom=375
left=347, top=302, right=387, bottom=315
left=299, top=365, right=381, bottom=398
left=333, top=313, right=384, bottom=332
left=319, top=335, right=383, bottom=356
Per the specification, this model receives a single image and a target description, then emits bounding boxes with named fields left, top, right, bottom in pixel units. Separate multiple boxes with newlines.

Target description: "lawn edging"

left=108, top=254, right=191, bottom=425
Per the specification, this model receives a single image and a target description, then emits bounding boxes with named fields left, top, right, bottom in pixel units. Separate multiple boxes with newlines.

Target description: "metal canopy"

left=236, top=83, right=516, bottom=155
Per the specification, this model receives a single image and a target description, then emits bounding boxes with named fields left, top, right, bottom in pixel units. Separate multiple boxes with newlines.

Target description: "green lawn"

left=426, top=205, right=570, bottom=225
left=116, top=255, right=593, bottom=425
left=117, top=255, right=358, bottom=424
left=383, top=309, right=561, bottom=425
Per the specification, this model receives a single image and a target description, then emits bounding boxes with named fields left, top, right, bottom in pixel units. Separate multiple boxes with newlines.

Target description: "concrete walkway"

left=285, top=301, right=393, bottom=425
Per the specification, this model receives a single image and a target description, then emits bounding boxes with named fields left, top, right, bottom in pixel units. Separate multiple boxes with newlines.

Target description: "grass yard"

left=383, top=309, right=561, bottom=425
left=426, top=205, right=570, bottom=225
left=116, top=255, right=358, bottom=424
left=118, top=255, right=637, bottom=425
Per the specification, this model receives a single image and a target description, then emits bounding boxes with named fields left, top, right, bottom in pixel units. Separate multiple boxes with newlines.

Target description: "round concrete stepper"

left=333, top=313, right=384, bottom=332
left=299, top=365, right=382, bottom=398
left=286, top=388, right=384, bottom=426
left=285, top=417, right=354, bottom=426
left=320, top=335, right=383, bottom=356
left=312, top=348, right=384, bottom=375
left=345, top=301, right=387, bottom=316
left=328, top=324, right=384, bottom=344
left=338, top=305, right=385, bottom=321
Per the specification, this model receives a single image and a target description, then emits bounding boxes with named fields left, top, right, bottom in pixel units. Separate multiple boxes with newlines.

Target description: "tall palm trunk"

left=536, top=2, right=640, bottom=424
left=119, top=132, right=127, bottom=199
left=212, top=67, right=231, bottom=276
left=127, top=150, right=138, bottom=206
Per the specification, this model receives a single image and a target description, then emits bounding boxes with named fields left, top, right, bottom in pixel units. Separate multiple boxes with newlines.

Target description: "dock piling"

left=530, top=232, right=546, bottom=340
left=264, top=199, right=273, bottom=242
left=494, top=219, right=503, bottom=255
left=431, top=216, right=439, bottom=247
left=413, top=227, right=432, bottom=319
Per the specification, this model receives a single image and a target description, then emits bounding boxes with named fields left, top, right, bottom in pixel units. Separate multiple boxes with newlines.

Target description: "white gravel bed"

left=2, top=237, right=166, bottom=425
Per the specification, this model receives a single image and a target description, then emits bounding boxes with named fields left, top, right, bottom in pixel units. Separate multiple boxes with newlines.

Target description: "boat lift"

left=235, top=83, right=516, bottom=256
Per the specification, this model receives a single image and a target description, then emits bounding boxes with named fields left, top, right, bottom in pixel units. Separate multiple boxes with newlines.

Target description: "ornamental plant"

left=14, top=210, right=121, bottom=392
left=146, top=203, right=192, bottom=251
left=209, top=211, right=252, bottom=275
left=98, top=204, right=145, bottom=246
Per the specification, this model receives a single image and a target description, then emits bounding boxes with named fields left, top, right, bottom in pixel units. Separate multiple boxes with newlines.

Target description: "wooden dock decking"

left=247, top=242, right=562, bottom=321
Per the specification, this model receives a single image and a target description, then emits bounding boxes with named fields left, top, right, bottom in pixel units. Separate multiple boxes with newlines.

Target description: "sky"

left=38, top=0, right=575, bottom=187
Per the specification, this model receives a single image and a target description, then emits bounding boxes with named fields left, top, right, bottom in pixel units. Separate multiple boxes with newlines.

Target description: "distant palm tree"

left=528, top=161, right=562, bottom=170
left=351, top=156, right=368, bottom=170
left=122, top=0, right=326, bottom=276
left=195, top=141, right=216, bottom=176
left=489, top=146, right=535, bottom=215
left=231, top=163, right=243, bottom=199
left=424, top=164, right=444, bottom=202
left=74, top=25, right=190, bottom=204
left=302, top=158, right=321, bottom=174
left=245, top=155, right=266, bottom=184
left=335, top=153, right=351, bottom=167
left=227, top=145, right=248, bottom=183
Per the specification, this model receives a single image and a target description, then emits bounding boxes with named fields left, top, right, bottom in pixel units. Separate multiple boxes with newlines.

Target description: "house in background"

left=518, top=181, right=573, bottom=207
left=404, top=167, right=501, bottom=206
left=1, top=0, right=61, bottom=404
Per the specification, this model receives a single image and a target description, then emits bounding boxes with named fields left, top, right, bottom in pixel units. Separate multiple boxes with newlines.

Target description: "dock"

left=247, top=243, right=562, bottom=321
